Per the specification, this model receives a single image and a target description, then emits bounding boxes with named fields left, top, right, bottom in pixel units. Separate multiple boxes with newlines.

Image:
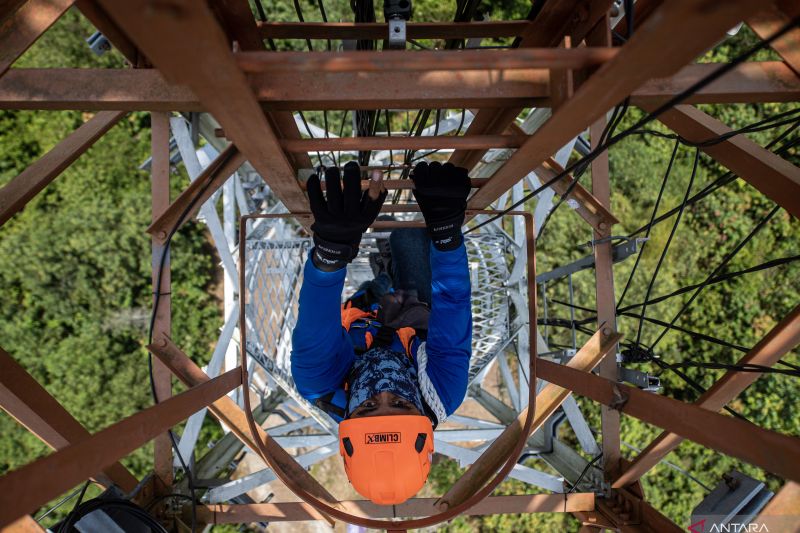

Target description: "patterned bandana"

left=346, top=346, right=426, bottom=417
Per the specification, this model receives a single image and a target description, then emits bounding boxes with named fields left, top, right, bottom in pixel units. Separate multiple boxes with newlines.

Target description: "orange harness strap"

left=341, top=306, right=374, bottom=330
left=341, top=306, right=416, bottom=358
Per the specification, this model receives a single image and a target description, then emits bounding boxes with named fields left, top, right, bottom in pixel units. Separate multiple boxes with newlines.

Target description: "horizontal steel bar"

left=257, top=20, right=532, bottom=40
left=2, top=62, right=795, bottom=111
left=199, top=493, right=595, bottom=523
left=235, top=48, right=618, bottom=73
left=280, top=135, right=526, bottom=152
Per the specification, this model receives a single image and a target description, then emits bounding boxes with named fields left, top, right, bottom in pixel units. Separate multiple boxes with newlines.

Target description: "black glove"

left=307, top=162, right=387, bottom=271
left=411, top=162, right=471, bottom=251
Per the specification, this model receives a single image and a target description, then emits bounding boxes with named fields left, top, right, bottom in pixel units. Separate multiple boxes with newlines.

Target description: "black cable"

left=567, top=453, right=603, bottom=494
left=465, top=16, right=800, bottom=235
left=663, top=361, right=800, bottom=378
left=254, top=0, right=278, bottom=51
left=146, top=146, right=237, bottom=532
left=616, top=139, right=680, bottom=309
left=58, top=498, right=169, bottom=533
left=58, top=480, right=91, bottom=531
left=144, top=493, right=196, bottom=512
left=617, top=254, right=800, bottom=315
left=549, top=298, right=596, bottom=314
left=635, top=148, right=698, bottom=347
left=317, top=0, right=332, bottom=51
left=650, top=356, right=751, bottom=422
left=297, top=111, right=326, bottom=167
left=517, top=107, right=796, bottom=241
left=454, top=108, right=467, bottom=136
left=778, top=359, right=800, bottom=372
left=626, top=120, right=800, bottom=239
left=649, top=205, right=780, bottom=350
left=630, top=107, right=800, bottom=149
left=292, top=0, right=314, bottom=51
left=621, top=312, right=749, bottom=353
left=384, top=109, right=394, bottom=171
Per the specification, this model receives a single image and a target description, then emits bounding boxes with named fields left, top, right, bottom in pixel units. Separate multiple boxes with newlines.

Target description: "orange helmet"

left=339, top=415, right=434, bottom=504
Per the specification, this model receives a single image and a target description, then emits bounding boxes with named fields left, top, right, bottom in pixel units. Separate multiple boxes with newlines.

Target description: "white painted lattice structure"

left=243, top=233, right=516, bottom=392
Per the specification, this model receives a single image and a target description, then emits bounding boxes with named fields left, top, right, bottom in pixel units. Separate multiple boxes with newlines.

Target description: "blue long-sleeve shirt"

left=291, top=243, right=472, bottom=424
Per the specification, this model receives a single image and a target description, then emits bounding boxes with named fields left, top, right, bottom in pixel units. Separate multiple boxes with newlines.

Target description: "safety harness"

left=313, top=299, right=429, bottom=421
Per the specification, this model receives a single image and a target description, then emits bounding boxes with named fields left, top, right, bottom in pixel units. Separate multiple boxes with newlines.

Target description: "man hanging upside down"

left=290, top=161, right=473, bottom=504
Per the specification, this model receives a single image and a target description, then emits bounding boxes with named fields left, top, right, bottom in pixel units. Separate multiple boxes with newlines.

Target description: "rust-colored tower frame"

left=0, top=0, right=799, bottom=531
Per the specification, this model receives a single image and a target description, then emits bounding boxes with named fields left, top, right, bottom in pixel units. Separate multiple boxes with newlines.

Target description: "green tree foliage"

left=0, top=8, right=221, bottom=524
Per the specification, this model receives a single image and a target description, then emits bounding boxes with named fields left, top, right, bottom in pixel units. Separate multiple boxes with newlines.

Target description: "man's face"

left=349, top=391, right=422, bottom=418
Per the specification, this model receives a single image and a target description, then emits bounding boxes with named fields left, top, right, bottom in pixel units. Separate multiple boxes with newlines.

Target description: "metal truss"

left=1, top=1, right=799, bottom=531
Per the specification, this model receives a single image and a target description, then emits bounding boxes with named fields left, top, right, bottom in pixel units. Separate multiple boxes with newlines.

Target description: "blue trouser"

left=357, top=228, right=433, bottom=305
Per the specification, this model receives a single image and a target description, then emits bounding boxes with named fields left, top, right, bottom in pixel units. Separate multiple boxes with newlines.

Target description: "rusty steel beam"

left=436, top=330, right=622, bottom=511
left=0, top=0, right=75, bottom=76
left=0, top=368, right=241, bottom=529
left=448, top=0, right=613, bottom=169
left=200, top=493, right=596, bottom=523
left=507, top=119, right=618, bottom=232
left=0, top=69, right=198, bottom=111
left=146, top=338, right=342, bottom=519
left=94, top=0, right=309, bottom=215
left=0, top=110, right=125, bottom=227
left=257, top=20, right=532, bottom=41
left=0, top=1, right=28, bottom=22
left=210, top=0, right=313, bottom=171
left=3, top=62, right=798, bottom=111
left=758, top=481, right=800, bottom=519
left=0, top=68, right=548, bottom=111
left=236, top=48, right=618, bottom=73
left=240, top=69, right=549, bottom=111
left=538, top=359, right=800, bottom=484
left=0, top=347, right=138, bottom=492
left=0, top=515, right=44, bottom=533
left=590, top=111, right=622, bottom=480
left=613, top=0, right=662, bottom=39
left=631, top=61, right=800, bottom=105
left=280, top=135, right=526, bottom=153
left=747, top=0, right=800, bottom=77
left=653, top=104, right=800, bottom=219
left=150, top=112, right=173, bottom=487
left=516, top=0, right=613, bottom=48
left=467, top=0, right=764, bottom=210
left=147, top=145, right=247, bottom=238
left=540, top=158, right=619, bottom=230
left=613, top=304, right=800, bottom=489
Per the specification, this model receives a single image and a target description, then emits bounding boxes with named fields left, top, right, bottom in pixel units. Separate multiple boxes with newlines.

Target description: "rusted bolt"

left=598, top=221, right=608, bottom=231
left=157, top=231, right=168, bottom=241
left=602, top=327, right=612, bottom=336
left=158, top=337, right=168, bottom=347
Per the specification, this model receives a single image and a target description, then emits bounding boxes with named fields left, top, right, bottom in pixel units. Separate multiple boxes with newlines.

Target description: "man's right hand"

left=411, top=162, right=471, bottom=251
left=307, top=162, right=386, bottom=271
